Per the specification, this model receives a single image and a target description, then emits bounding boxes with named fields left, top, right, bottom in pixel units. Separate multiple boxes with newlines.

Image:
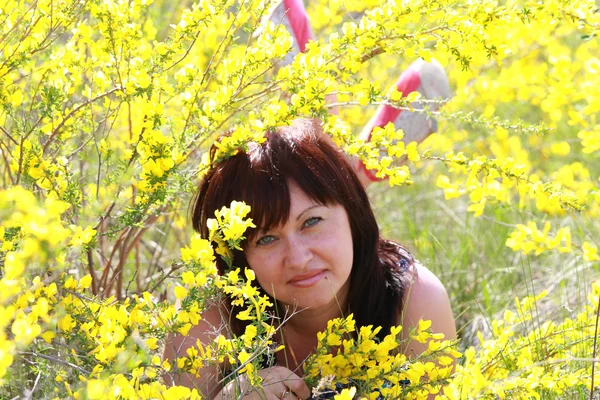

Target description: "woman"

left=164, top=119, right=456, bottom=399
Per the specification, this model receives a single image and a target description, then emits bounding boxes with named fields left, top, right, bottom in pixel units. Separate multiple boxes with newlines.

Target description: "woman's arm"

left=398, top=263, right=457, bottom=358
left=163, top=305, right=311, bottom=400
left=163, top=305, right=229, bottom=398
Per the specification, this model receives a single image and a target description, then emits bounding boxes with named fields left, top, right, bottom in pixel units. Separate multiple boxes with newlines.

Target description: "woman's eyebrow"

left=295, top=205, right=321, bottom=221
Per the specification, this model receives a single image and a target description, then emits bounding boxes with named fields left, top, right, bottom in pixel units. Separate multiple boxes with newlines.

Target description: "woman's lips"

left=288, top=269, right=326, bottom=288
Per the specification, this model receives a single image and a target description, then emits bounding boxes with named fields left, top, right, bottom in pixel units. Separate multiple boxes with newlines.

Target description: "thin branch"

left=23, top=370, right=41, bottom=400
left=148, top=262, right=183, bottom=294
left=42, top=87, right=122, bottom=155
left=564, top=11, right=599, bottom=29
left=125, top=215, right=158, bottom=257
left=0, top=139, right=15, bottom=186
left=99, top=226, right=130, bottom=294
left=0, top=125, right=18, bottom=146
left=199, top=2, right=241, bottom=86
left=0, top=15, right=40, bottom=73
left=355, top=25, right=449, bottom=65
left=87, top=246, right=98, bottom=295
left=110, top=211, right=159, bottom=297
left=115, top=233, right=131, bottom=299
left=26, top=68, right=51, bottom=116
left=19, top=351, right=90, bottom=375
left=63, top=99, right=120, bottom=162
left=590, top=292, right=600, bottom=399
left=325, top=99, right=448, bottom=111
left=143, top=215, right=173, bottom=292
left=135, top=241, right=141, bottom=293
left=65, top=130, right=96, bottom=160
left=234, top=80, right=280, bottom=104
left=93, top=202, right=116, bottom=230
left=163, top=32, right=201, bottom=73
left=0, top=1, right=38, bottom=46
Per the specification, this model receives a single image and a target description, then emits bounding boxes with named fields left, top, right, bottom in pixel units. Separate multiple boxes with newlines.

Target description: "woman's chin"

left=281, top=294, right=343, bottom=313
left=270, top=279, right=350, bottom=313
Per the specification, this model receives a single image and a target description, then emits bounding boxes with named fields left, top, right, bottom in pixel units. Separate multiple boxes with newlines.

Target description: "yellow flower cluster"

left=209, top=201, right=257, bottom=246
left=433, top=152, right=584, bottom=217
left=444, top=286, right=599, bottom=399
left=578, top=124, right=600, bottom=154
left=505, top=221, right=571, bottom=256
left=0, top=196, right=271, bottom=397
left=174, top=202, right=278, bottom=389
left=423, top=0, right=600, bottom=220
left=8, top=140, right=79, bottom=201
left=304, top=315, right=460, bottom=399
left=347, top=122, right=416, bottom=186
left=209, top=125, right=268, bottom=165
left=136, top=129, right=177, bottom=195
left=0, top=186, right=72, bottom=383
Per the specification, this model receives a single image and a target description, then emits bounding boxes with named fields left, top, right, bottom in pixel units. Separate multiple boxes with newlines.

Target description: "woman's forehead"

left=247, top=180, right=331, bottom=230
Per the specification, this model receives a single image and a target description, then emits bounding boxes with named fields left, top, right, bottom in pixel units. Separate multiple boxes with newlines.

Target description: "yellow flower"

left=58, top=314, right=75, bottom=333
left=243, top=325, right=257, bottom=347
left=326, top=333, right=342, bottom=347
left=180, top=235, right=215, bottom=265
left=174, top=286, right=187, bottom=300
left=406, top=142, right=420, bottom=162
left=145, top=337, right=159, bottom=350
left=64, top=276, right=77, bottom=290
left=11, top=317, right=41, bottom=346
left=79, top=275, right=93, bottom=290
left=334, top=387, right=356, bottom=400
left=41, top=331, right=56, bottom=343
left=583, top=241, right=600, bottom=262
left=181, top=271, right=195, bottom=286
left=86, top=379, right=107, bottom=399
left=70, top=226, right=96, bottom=246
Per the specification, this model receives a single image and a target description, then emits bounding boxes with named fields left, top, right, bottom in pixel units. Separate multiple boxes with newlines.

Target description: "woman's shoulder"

left=397, top=261, right=457, bottom=354
left=404, top=262, right=448, bottom=301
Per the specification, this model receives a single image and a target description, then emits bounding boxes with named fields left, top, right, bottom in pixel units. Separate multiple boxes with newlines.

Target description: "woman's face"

left=244, top=181, right=354, bottom=311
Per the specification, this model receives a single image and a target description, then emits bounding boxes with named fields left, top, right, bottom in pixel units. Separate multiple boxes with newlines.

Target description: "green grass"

left=368, top=170, right=597, bottom=351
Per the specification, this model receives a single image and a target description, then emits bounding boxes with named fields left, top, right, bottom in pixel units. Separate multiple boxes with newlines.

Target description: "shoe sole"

left=264, top=0, right=314, bottom=68
left=360, top=58, right=452, bottom=182
left=396, top=59, right=451, bottom=144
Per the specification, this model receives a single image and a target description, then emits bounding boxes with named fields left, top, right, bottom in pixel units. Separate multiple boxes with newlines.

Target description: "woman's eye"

left=304, top=217, right=322, bottom=228
left=256, top=235, right=275, bottom=246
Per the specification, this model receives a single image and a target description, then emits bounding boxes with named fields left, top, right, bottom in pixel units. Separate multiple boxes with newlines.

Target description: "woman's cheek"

left=249, top=255, right=283, bottom=295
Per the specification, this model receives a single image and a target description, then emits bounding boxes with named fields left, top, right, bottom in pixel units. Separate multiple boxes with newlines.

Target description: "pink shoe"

left=263, top=0, right=339, bottom=114
left=358, top=58, right=452, bottom=183
left=264, top=0, right=315, bottom=67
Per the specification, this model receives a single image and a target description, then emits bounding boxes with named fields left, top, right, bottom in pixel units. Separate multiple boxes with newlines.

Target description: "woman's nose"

left=283, top=235, right=313, bottom=270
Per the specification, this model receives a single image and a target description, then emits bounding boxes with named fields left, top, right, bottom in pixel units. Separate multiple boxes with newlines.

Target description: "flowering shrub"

left=1, top=0, right=599, bottom=398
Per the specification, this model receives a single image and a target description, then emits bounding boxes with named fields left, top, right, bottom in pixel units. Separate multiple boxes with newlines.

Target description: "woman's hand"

left=218, top=366, right=311, bottom=400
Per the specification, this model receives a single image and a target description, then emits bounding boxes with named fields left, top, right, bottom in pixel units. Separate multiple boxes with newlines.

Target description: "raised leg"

left=262, top=2, right=452, bottom=188
left=264, top=0, right=315, bottom=68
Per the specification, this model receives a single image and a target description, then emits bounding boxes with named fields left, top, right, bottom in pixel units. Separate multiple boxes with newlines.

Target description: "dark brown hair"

left=191, top=119, right=412, bottom=339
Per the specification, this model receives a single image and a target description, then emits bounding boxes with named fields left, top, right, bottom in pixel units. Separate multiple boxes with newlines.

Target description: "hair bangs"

left=192, top=119, right=362, bottom=243
left=278, top=123, right=351, bottom=199
left=239, top=127, right=343, bottom=241
left=230, top=152, right=292, bottom=242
